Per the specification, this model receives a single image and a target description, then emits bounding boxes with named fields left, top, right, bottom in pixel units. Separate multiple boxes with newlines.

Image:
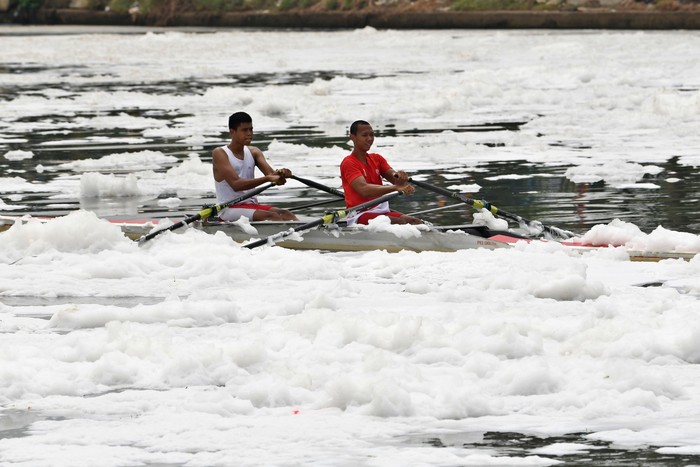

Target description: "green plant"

left=16, top=0, right=42, bottom=11
left=277, top=0, right=297, bottom=9
left=244, top=0, right=273, bottom=9
left=452, top=0, right=534, bottom=10
left=192, top=0, right=245, bottom=10
left=107, top=0, right=132, bottom=13
left=192, top=0, right=223, bottom=9
left=138, top=0, right=161, bottom=14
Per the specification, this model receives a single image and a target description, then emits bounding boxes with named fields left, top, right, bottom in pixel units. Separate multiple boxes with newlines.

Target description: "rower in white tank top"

left=211, top=111, right=297, bottom=223
left=215, top=145, right=259, bottom=205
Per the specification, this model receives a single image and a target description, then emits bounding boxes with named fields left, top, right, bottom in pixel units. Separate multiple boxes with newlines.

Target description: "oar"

left=291, top=175, right=344, bottom=198
left=291, top=175, right=405, bottom=215
left=407, top=202, right=465, bottom=216
left=289, top=198, right=341, bottom=211
left=138, top=182, right=276, bottom=245
left=408, top=177, right=575, bottom=239
left=243, top=190, right=403, bottom=249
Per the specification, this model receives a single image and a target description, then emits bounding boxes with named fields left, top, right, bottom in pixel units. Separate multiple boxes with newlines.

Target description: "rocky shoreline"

left=10, top=8, right=696, bottom=29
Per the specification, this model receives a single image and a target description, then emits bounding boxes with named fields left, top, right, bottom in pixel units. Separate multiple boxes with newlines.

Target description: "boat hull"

left=201, top=221, right=509, bottom=252
left=110, top=218, right=510, bottom=253
left=2, top=215, right=697, bottom=261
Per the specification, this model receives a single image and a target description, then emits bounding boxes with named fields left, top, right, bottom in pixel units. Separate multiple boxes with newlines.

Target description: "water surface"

left=4, top=123, right=699, bottom=235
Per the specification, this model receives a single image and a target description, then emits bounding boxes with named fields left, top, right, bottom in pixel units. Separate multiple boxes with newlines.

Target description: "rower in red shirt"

left=340, top=120, right=422, bottom=226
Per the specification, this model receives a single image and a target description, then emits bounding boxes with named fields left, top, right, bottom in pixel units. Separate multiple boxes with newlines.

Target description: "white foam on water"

left=1, top=27, right=700, bottom=466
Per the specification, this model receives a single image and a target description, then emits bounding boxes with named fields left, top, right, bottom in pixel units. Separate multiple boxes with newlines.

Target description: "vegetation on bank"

left=5, top=0, right=700, bottom=23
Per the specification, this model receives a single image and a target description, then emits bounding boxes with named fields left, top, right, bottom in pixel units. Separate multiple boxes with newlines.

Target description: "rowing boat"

left=145, top=218, right=515, bottom=252
left=192, top=218, right=699, bottom=260
left=0, top=214, right=509, bottom=252
left=1, top=214, right=697, bottom=261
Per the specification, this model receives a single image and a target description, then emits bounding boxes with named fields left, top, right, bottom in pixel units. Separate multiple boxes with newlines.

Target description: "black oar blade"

left=543, top=224, right=576, bottom=240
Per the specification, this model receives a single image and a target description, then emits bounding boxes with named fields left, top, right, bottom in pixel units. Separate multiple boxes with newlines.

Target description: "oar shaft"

left=291, top=175, right=344, bottom=198
left=409, top=178, right=484, bottom=211
left=407, top=202, right=465, bottom=216
left=409, top=178, right=574, bottom=239
left=138, top=182, right=276, bottom=245
left=289, top=198, right=341, bottom=211
left=244, top=190, right=403, bottom=249
left=244, top=216, right=328, bottom=249
left=345, top=189, right=404, bottom=215
left=138, top=214, right=201, bottom=244
left=215, top=182, right=277, bottom=213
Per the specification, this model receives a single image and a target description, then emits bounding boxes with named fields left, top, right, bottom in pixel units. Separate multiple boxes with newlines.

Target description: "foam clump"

left=579, top=219, right=700, bottom=252
left=0, top=210, right=132, bottom=258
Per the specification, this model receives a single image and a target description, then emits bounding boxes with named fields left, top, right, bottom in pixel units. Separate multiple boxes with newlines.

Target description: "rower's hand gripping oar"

left=407, top=177, right=575, bottom=240
left=138, top=182, right=276, bottom=246
left=243, top=190, right=404, bottom=249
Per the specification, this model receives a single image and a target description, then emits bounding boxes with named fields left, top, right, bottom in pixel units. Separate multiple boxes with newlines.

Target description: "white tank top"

left=215, top=145, right=259, bottom=205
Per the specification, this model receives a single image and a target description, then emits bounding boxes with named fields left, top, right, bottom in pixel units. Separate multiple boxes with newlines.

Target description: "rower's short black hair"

left=229, top=112, right=252, bottom=130
left=349, top=120, right=371, bottom=135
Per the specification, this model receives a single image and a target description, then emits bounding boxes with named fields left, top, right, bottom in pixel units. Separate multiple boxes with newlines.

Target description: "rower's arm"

left=382, top=169, right=414, bottom=195
left=212, top=147, right=281, bottom=191
left=251, top=146, right=288, bottom=185
left=383, top=168, right=409, bottom=185
left=350, top=175, right=408, bottom=198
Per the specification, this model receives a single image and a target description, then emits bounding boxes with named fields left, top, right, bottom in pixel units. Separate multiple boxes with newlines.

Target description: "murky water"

left=2, top=32, right=699, bottom=235
left=0, top=126, right=700, bottom=233
left=3, top=406, right=700, bottom=466
left=2, top=28, right=700, bottom=465
left=408, top=431, right=700, bottom=466
left=4, top=122, right=700, bottom=235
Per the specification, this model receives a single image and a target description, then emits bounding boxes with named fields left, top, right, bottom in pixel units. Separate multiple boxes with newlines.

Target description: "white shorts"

left=217, top=202, right=274, bottom=222
left=219, top=207, right=257, bottom=222
left=345, top=201, right=390, bottom=226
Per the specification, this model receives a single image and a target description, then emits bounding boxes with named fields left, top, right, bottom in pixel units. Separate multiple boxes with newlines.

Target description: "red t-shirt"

left=340, top=152, right=392, bottom=209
